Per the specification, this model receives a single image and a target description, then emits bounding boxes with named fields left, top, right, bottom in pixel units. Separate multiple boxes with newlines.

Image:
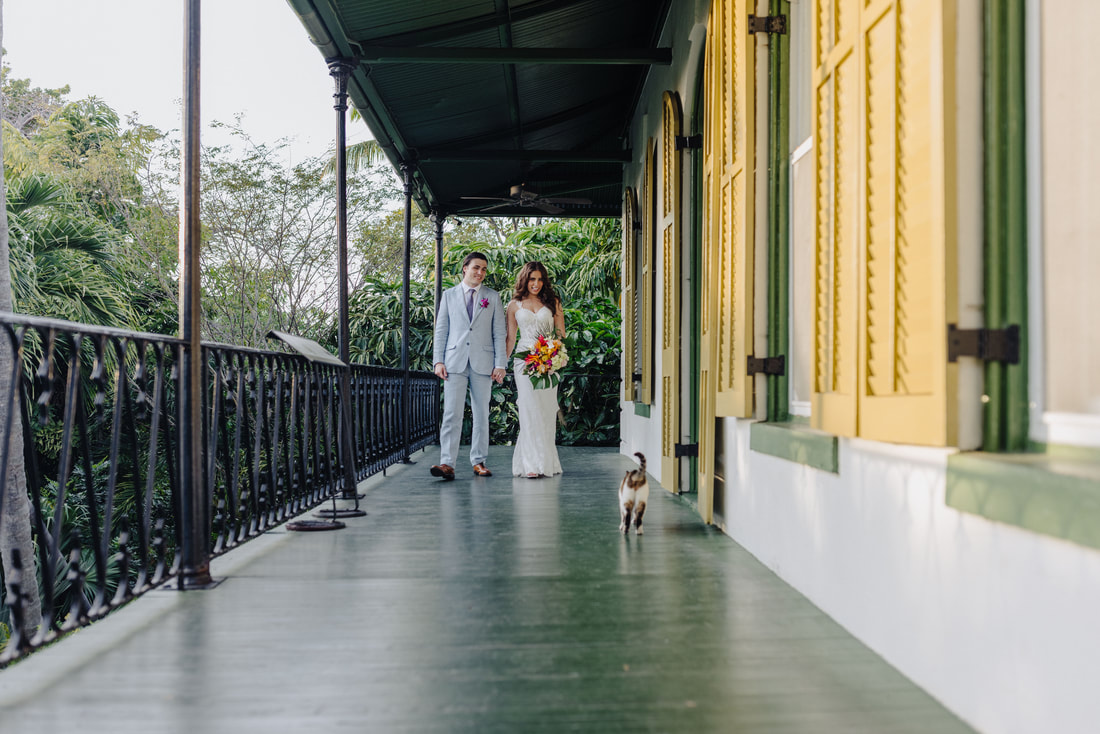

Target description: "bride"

left=506, top=261, right=566, bottom=478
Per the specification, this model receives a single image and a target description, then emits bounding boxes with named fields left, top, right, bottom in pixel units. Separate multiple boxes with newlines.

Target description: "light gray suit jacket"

left=432, top=284, right=507, bottom=375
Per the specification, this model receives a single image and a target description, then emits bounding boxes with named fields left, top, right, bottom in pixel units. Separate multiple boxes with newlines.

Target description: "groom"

left=431, top=251, right=507, bottom=480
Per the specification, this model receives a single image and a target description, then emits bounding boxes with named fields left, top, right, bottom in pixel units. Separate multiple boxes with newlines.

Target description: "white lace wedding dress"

left=512, top=306, right=563, bottom=477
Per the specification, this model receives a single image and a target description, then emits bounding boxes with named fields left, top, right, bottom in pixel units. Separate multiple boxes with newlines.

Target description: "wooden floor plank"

left=0, top=446, right=973, bottom=733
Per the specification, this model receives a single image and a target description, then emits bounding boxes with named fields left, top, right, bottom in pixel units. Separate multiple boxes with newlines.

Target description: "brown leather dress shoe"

left=473, top=463, right=492, bottom=477
left=430, top=464, right=455, bottom=480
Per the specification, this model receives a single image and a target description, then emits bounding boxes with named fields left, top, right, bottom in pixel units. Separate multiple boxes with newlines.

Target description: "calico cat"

left=618, top=452, right=649, bottom=535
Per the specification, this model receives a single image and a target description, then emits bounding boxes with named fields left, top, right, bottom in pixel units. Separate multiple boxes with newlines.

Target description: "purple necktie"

left=467, top=288, right=475, bottom=319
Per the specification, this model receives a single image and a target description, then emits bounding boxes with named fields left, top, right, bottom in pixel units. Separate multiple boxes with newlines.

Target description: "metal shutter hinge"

left=748, top=14, right=787, bottom=35
left=746, top=354, right=786, bottom=376
left=675, top=134, right=703, bottom=150
left=674, top=443, right=698, bottom=458
left=947, top=324, right=1020, bottom=364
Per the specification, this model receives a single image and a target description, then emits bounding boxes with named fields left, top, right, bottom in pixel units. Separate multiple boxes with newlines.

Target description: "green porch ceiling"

left=285, top=0, right=675, bottom=218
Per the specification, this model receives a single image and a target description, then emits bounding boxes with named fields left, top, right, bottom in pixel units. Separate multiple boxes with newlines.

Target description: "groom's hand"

left=434, top=362, right=448, bottom=380
left=491, top=368, right=506, bottom=384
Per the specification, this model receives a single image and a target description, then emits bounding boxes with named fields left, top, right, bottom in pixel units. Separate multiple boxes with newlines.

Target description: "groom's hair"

left=462, top=251, right=489, bottom=271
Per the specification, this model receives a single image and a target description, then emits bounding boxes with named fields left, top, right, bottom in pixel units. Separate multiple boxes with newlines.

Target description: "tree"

left=0, top=72, right=179, bottom=647
left=1, top=88, right=179, bottom=334
left=199, top=123, right=377, bottom=348
left=502, top=218, right=622, bottom=299
left=436, top=217, right=622, bottom=300
left=351, top=206, right=510, bottom=287
left=0, top=1, right=44, bottom=640
left=0, top=53, right=68, bottom=136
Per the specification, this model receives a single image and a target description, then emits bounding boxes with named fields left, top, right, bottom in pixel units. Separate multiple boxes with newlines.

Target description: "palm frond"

left=22, top=217, right=114, bottom=264
left=6, top=173, right=66, bottom=214
left=27, top=252, right=133, bottom=328
left=322, top=139, right=385, bottom=177
left=4, top=172, right=132, bottom=328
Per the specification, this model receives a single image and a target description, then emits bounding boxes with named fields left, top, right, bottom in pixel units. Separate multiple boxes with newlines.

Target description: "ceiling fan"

left=460, top=184, right=592, bottom=215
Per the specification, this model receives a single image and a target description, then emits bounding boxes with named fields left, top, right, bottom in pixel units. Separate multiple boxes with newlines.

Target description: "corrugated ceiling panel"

left=369, top=64, right=514, bottom=146
left=337, top=0, right=493, bottom=42
left=515, top=64, right=635, bottom=137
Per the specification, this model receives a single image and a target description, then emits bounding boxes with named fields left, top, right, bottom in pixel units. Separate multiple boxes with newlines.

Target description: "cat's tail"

left=634, top=452, right=646, bottom=473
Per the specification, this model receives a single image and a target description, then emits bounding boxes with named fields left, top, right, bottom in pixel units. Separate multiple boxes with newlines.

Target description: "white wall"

left=716, top=417, right=1100, bottom=734
left=618, top=407, right=663, bottom=475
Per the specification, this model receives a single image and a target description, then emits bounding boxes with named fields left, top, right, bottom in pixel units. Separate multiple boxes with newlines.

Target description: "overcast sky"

left=3, top=0, right=373, bottom=159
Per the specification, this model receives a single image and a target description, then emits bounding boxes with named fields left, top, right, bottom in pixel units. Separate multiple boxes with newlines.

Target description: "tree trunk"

left=0, top=0, right=43, bottom=635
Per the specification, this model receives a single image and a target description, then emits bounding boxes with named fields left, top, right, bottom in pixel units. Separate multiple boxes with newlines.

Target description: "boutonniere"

left=479, top=297, right=490, bottom=309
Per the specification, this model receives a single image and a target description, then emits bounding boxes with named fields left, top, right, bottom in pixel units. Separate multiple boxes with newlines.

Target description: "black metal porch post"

left=329, top=59, right=354, bottom=365
left=431, top=210, right=445, bottom=316
left=400, top=164, right=413, bottom=462
left=179, top=0, right=212, bottom=588
left=328, top=58, right=362, bottom=501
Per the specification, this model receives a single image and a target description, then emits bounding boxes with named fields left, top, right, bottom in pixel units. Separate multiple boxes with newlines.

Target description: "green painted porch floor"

left=0, top=446, right=972, bottom=733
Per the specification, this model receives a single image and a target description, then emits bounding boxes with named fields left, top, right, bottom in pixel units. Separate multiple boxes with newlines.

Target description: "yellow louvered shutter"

left=699, top=0, right=755, bottom=522
left=810, top=0, right=859, bottom=436
left=640, top=140, right=656, bottom=405
left=660, top=92, right=683, bottom=494
left=622, top=187, right=638, bottom=402
left=812, top=0, right=956, bottom=445
left=713, top=0, right=755, bottom=419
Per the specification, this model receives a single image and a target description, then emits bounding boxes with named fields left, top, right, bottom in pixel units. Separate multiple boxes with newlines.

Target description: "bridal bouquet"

left=522, top=334, right=568, bottom=389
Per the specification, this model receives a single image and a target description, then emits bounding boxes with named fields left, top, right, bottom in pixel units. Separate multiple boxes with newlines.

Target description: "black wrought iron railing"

left=349, top=364, right=438, bottom=477
left=0, top=313, right=438, bottom=664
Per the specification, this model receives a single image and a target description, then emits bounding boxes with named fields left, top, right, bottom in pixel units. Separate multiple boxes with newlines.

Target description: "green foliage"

left=562, top=297, right=622, bottom=375
left=353, top=207, right=437, bottom=284
left=322, top=134, right=387, bottom=178
left=439, top=217, right=621, bottom=302
left=3, top=77, right=179, bottom=334
left=557, top=374, right=620, bottom=445
left=346, top=277, right=437, bottom=370
left=440, top=236, right=563, bottom=296
left=35, top=98, right=121, bottom=169
left=5, top=172, right=134, bottom=327
left=498, top=218, right=623, bottom=300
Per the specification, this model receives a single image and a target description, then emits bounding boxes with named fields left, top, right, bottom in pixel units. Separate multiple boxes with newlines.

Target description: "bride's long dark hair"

left=512, top=261, right=559, bottom=315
